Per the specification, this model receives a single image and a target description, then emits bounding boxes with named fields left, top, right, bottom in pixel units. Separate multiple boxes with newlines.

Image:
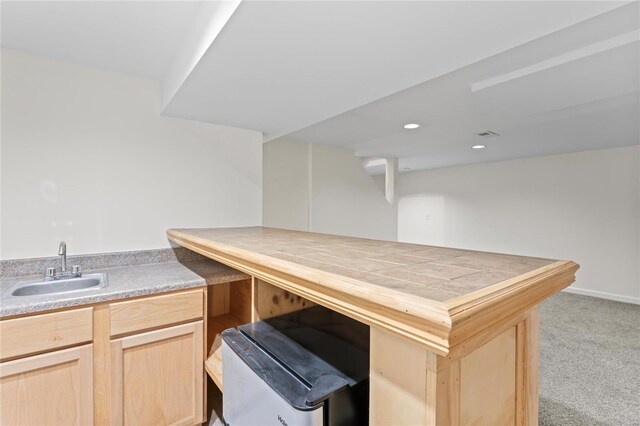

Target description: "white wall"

left=263, top=140, right=396, bottom=241
left=1, top=48, right=263, bottom=259
left=397, top=146, right=640, bottom=303
left=263, top=139, right=309, bottom=231
left=309, top=143, right=396, bottom=241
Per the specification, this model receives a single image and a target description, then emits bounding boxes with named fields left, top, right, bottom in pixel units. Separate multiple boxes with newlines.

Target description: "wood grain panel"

left=93, top=305, right=112, bottom=425
left=436, top=359, right=460, bottom=426
left=0, top=344, right=93, bottom=425
left=252, top=278, right=314, bottom=321
left=0, top=307, right=93, bottom=360
left=208, top=282, right=230, bottom=317
left=370, top=327, right=437, bottom=425
left=110, top=289, right=203, bottom=336
left=520, top=306, right=540, bottom=426
left=436, top=306, right=540, bottom=425
left=460, top=327, right=516, bottom=425
left=111, top=321, right=203, bottom=426
left=204, top=314, right=243, bottom=391
left=204, top=279, right=252, bottom=392
left=438, top=308, right=530, bottom=373
left=229, top=279, right=253, bottom=323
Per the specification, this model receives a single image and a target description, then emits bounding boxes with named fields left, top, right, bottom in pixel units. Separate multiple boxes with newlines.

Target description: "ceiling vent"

left=476, top=130, right=500, bottom=137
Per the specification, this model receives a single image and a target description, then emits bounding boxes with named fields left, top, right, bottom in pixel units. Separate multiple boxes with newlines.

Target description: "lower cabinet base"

left=0, top=344, right=94, bottom=426
left=110, top=321, right=204, bottom=426
left=0, top=282, right=541, bottom=426
left=369, top=306, right=540, bottom=426
left=91, top=289, right=206, bottom=426
left=0, top=288, right=208, bottom=426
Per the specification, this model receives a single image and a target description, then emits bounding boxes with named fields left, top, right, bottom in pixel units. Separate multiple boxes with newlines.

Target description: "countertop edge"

left=0, top=264, right=250, bottom=319
left=168, top=229, right=454, bottom=355
left=168, top=228, right=580, bottom=354
left=444, top=260, right=579, bottom=346
left=445, top=260, right=579, bottom=312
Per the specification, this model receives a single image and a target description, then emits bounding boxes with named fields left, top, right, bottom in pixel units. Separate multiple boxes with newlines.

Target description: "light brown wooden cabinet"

left=110, top=321, right=204, bottom=426
left=0, top=344, right=94, bottom=425
left=0, top=288, right=207, bottom=426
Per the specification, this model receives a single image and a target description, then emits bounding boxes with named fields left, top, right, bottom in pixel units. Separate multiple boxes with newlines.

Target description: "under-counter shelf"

left=204, top=278, right=315, bottom=394
left=205, top=279, right=253, bottom=392
left=205, top=313, right=243, bottom=390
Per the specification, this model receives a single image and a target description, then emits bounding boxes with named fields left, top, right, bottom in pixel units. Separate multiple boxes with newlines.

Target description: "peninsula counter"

left=167, top=227, right=579, bottom=426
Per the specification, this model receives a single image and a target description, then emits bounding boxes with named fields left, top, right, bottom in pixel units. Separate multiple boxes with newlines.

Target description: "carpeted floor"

left=539, top=292, right=640, bottom=425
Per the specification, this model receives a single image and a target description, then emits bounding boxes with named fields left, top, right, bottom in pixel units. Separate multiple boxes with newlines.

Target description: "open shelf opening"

left=204, top=278, right=315, bottom=394
left=206, top=279, right=252, bottom=391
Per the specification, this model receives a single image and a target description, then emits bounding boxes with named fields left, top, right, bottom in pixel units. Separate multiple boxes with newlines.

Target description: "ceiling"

left=283, top=2, right=640, bottom=173
left=1, top=1, right=636, bottom=172
left=0, top=1, right=202, bottom=81
left=162, top=1, right=625, bottom=140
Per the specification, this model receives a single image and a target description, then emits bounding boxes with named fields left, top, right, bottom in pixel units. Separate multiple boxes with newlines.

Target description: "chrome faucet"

left=59, top=241, right=67, bottom=273
left=45, top=241, right=82, bottom=280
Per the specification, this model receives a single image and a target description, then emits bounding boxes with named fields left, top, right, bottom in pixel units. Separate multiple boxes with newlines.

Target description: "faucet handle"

left=72, top=265, right=82, bottom=276
left=45, top=267, right=57, bottom=278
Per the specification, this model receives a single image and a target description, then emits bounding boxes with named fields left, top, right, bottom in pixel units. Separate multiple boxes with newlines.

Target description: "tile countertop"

left=167, top=227, right=579, bottom=354
left=0, top=260, right=249, bottom=318
left=167, top=227, right=571, bottom=303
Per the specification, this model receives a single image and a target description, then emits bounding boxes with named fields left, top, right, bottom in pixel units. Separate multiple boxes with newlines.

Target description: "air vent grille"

left=476, top=130, right=500, bottom=137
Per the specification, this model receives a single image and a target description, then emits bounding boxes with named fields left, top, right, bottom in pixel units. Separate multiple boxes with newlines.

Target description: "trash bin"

left=222, top=305, right=370, bottom=426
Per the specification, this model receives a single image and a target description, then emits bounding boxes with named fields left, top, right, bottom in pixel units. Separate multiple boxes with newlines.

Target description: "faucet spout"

left=58, top=241, right=67, bottom=273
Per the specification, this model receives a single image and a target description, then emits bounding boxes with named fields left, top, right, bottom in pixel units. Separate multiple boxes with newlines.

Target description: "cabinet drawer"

left=110, top=289, right=203, bottom=336
left=0, top=308, right=93, bottom=361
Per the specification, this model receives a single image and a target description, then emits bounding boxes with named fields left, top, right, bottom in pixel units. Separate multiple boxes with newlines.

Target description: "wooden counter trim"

left=168, top=229, right=453, bottom=354
left=168, top=229, right=578, bottom=354
left=445, top=261, right=578, bottom=347
left=445, top=260, right=578, bottom=311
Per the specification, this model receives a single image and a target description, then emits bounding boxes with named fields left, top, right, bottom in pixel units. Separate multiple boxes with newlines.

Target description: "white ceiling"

left=162, top=1, right=625, bottom=140
left=282, top=2, right=640, bottom=173
left=0, top=1, right=202, bottom=80
left=1, top=1, right=636, bottom=173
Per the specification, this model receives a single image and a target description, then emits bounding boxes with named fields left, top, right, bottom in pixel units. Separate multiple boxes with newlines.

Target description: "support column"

left=370, top=306, right=541, bottom=425
left=370, top=327, right=438, bottom=425
left=384, top=157, right=398, bottom=205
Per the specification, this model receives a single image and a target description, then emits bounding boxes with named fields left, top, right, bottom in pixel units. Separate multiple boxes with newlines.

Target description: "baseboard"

left=563, top=286, right=640, bottom=305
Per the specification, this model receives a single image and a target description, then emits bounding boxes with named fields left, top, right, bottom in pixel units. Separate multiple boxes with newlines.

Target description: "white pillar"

left=384, top=157, right=398, bottom=205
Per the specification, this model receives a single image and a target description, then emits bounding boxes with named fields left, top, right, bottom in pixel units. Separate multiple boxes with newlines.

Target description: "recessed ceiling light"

left=403, top=123, right=420, bottom=129
left=472, top=145, right=486, bottom=149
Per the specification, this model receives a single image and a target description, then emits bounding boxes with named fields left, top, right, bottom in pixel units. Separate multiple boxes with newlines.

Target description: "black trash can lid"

left=221, top=306, right=370, bottom=411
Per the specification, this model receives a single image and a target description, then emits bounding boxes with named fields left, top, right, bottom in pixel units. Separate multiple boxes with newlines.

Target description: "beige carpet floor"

left=539, top=292, right=640, bottom=425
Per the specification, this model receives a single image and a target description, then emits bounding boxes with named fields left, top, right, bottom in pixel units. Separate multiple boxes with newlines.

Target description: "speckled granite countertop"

left=0, top=253, right=249, bottom=318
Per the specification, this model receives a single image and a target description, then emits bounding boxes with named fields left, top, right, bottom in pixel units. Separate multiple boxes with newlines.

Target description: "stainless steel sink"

left=8, top=273, right=108, bottom=297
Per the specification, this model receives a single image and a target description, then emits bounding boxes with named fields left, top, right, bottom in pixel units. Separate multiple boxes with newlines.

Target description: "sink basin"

left=9, top=273, right=108, bottom=297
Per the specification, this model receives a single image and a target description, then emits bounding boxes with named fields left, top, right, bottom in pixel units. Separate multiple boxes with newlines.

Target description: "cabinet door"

left=111, top=321, right=204, bottom=426
left=0, top=344, right=93, bottom=425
